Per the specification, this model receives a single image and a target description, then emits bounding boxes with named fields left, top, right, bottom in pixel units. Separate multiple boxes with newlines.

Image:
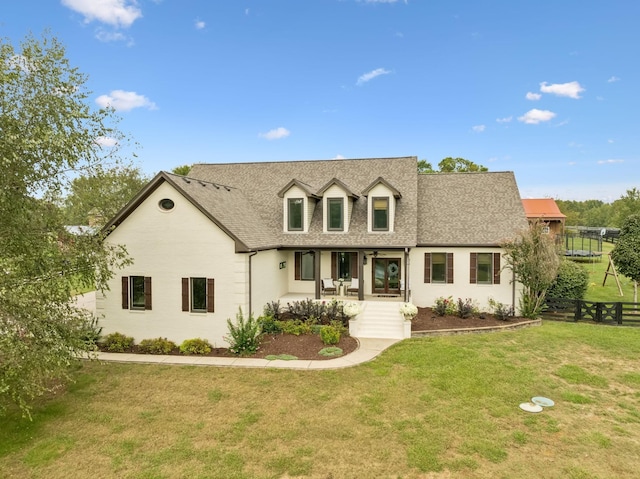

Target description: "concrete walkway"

left=94, top=337, right=401, bottom=370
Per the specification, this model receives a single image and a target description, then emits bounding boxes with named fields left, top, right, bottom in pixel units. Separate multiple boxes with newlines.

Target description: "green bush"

left=433, top=296, right=456, bottom=316
left=258, top=314, right=282, bottom=334
left=225, top=307, right=261, bottom=356
left=102, top=332, right=135, bottom=352
left=547, top=260, right=589, bottom=300
left=319, top=325, right=341, bottom=345
left=488, top=298, right=514, bottom=321
left=79, top=315, right=103, bottom=349
left=277, top=319, right=312, bottom=336
left=138, top=337, right=177, bottom=354
left=179, top=338, right=213, bottom=355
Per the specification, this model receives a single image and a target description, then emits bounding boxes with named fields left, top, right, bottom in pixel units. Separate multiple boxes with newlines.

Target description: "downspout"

left=511, top=268, right=516, bottom=316
left=404, top=247, right=410, bottom=303
left=248, top=251, right=257, bottom=317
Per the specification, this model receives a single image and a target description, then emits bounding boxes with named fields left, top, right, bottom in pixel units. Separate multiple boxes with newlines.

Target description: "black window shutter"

left=447, top=253, right=454, bottom=284
left=331, top=252, right=337, bottom=279
left=207, top=278, right=215, bottom=313
left=181, top=278, right=189, bottom=312
left=295, top=252, right=301, bottom=280
left=424, top=253, right=431, bottom=283
left=493, top=253, right=501, bottom=285
left=470, top=253, right=477, bottom=284
left=144, top=277, right=152, bottom=310
left=350, top=252, right=358, bottom=279
left=121, top=276, right=129, bottom=309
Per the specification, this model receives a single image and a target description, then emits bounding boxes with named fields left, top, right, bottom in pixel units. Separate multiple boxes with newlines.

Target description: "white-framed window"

left=327, top=197, right=344, bottom=231
left=288, top=198, right=304, bottom=231
left=372, top=197, right=389, bottom=231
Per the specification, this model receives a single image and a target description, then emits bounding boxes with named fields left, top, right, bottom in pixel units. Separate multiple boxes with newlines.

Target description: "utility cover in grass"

left=519, top=402, right=543, bottom=413
left=531, top=396, right=555, bottom=407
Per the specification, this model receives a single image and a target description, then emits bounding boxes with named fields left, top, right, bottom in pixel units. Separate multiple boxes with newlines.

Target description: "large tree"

left=418, top=157, right=488, bottom=174
left=502, top=221, right=561, bottom=318
left=611, top=214, right=640, bottom=302
left=63, top=163, right=149, bottom=226
left=0, top=33, right=130, bottom=416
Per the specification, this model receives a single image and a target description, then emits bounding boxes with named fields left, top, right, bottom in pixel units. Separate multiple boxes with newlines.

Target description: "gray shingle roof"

left=189, top=156, right=419, bottom=249
left=416, top=171, right=528, bottom=246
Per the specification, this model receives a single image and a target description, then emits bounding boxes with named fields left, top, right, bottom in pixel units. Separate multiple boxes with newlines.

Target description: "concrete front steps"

left=349, top=301, right=411, bottom=340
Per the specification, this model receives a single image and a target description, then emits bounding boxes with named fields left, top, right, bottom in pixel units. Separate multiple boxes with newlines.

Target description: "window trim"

left=295, top=251, right=315, bottom=281
left=182, top=277, right=215, bottom=313
left=327, top=197, right=344, bottom=231
left=122, top=275, right=152, bottom=310
left=372, top=196, right=389, bottom=231
left=470, top=252, right=501, bottom=285
left=424, top=253, right=454, bottom=284
left=287, top=198, right=304, bottom=231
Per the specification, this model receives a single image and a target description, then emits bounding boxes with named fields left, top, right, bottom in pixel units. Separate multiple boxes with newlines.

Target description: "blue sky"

left=3, top=1, right=639, bottom=201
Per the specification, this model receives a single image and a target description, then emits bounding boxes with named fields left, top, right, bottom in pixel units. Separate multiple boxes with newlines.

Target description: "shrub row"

left=264, top=299, right=350, bottom=327
left=100, top=333, right=214, bottom=355
left=432, top=296, right=515, bottom=320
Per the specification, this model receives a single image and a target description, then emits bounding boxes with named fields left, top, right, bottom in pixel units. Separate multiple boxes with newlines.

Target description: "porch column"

left=358, top=250, right=364, bottom=301
left=404, top=248, right=410, bottom=302
left=314, top=249, right=321, bottom=300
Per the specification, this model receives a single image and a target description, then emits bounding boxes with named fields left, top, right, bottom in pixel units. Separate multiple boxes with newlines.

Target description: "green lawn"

left=2, top=321, right=640, bottom=478
left=580, top=241, right=636, bottom=302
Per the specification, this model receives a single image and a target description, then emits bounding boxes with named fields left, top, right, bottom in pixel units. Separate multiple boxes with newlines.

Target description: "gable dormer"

left=362, top=177, right=402, bottom=233
left=277, top=179, right=320, bottom=233
left=317, top=178, right=359, bottom=233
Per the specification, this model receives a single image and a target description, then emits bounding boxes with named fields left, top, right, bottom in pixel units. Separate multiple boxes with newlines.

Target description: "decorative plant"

left=225, top=307, right=261, bottom=356
left=342, top=301, right=361, bottom=318
left=101, top=332, right=135, bottom=352
left=399, top=302, right=418, bottom=320
left=456, top=298, right=478, bottom=319
left=488, top=298, right=514, bottom=321
left=138, top=337, right=177, bottom=354
left=319, top=325, right=341, bottom=345
left=179, top=338, right=213, bottom=355
left=433, top=296, right=456, bottom=316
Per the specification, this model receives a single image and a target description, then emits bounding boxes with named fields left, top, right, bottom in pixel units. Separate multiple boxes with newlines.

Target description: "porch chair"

left=347, top=277, right=359, bottom=296
left=322, top=278, right=337, bottom=295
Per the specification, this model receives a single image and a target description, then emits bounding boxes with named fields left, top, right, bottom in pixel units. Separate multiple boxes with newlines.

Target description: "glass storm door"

left=373, top=258, right=401, bottom=294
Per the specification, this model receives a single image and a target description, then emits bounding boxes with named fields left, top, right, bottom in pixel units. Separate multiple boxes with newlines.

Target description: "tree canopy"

left=63, top=163, right=149, bottom=227
left=0, top=33, right=130, bottom=416
left=172, top=164, right=192, bottom=176
left=418, top=157, right=488, bottom=174
left=501, top=221, right=561, bottom=318
left=611, top=214, right=640, bottom=302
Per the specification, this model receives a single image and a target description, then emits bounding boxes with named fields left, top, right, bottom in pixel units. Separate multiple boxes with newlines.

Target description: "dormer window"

left=327, top=198, right=344, bottom=231
left=288, top=198, right=304, bottom=231
left=372, top=197, right=389, bottom=231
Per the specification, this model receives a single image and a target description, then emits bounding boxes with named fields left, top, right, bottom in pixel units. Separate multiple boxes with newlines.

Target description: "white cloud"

left=258, top=127, right=290, bottom=140
left=333, top=154, right=346, bottom=159
left=607, top=76, right=620, bottom=83
left=195, top=20, right=206, bottom=30
left=356, top=68, right=391, bottom=86
left=608, top=139, right=615, bottom=144
left=526, top=92, right=541, bottom=101
left=539, top=81, right=585, bottom=99
left=95, top=90, right=157, bottom=111
left=496, top=116, right=512, bottom=124
left=518, top=109, right=556, bottom=124
left=61, top=0, right=142, bottom=28
left=597, top=159, right=624, bottom=164
left=472, top=125, right=485, bottom=132
left=94, top=136, right=118, bottom=147
left=95, top=28, right=129, bottom=43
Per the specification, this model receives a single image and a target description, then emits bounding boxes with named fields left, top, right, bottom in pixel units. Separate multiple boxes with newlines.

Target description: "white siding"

left=409, top=247, right=521, bottom=312
left=98, top=181, right=247, bottom=346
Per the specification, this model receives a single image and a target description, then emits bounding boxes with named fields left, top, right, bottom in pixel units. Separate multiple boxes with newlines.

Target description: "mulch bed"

left=98, top=307, right=528, bottom=361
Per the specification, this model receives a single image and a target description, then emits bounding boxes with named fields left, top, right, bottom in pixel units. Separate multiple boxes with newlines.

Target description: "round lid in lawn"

left=531, top=396, right=555, bottom=407
left=519, top=402, right=543, bottom=413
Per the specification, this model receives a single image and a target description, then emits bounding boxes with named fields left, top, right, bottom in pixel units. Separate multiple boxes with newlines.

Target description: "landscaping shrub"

left=457, top=298, right=477, bottom=318
left=263, top=300, right=282, bottom=320
left=138, top=337, right=177, bottom=354
left=319, top=325, right=341, bottom=345
left=433, top=296, right=456, bottom=316
left=225, top=307, right=261, bottom=356
left=102, top=332, right=134, bottom=352
left=547, top=259, right=590, bottom=300
left=179, top=338, right=213, bottom=355
left=488, top=298, right=514, bottom=321
left=258, top=314, right=282, bottom=334
left=277, top=319, right=312, bottom=336
left=79, top=315, right=103, bottom=349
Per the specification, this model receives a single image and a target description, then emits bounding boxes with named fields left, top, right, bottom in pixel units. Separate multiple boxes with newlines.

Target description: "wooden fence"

left=542, top=298, right=640, bottom=326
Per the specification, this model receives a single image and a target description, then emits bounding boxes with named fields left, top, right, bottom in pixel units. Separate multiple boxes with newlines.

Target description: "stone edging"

left=411, top=319, right=542, bottom=337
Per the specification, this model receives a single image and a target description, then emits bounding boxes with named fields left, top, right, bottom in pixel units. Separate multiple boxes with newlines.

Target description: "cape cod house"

left=96, top=156, right=528, bottom=345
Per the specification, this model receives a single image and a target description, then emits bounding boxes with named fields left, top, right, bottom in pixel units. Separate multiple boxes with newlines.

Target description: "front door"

left=373, top=258, right=401, bottom=295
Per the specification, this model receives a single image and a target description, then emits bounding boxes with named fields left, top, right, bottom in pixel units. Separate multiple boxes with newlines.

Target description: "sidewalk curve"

left=93, top=337, right=402, bottom=370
